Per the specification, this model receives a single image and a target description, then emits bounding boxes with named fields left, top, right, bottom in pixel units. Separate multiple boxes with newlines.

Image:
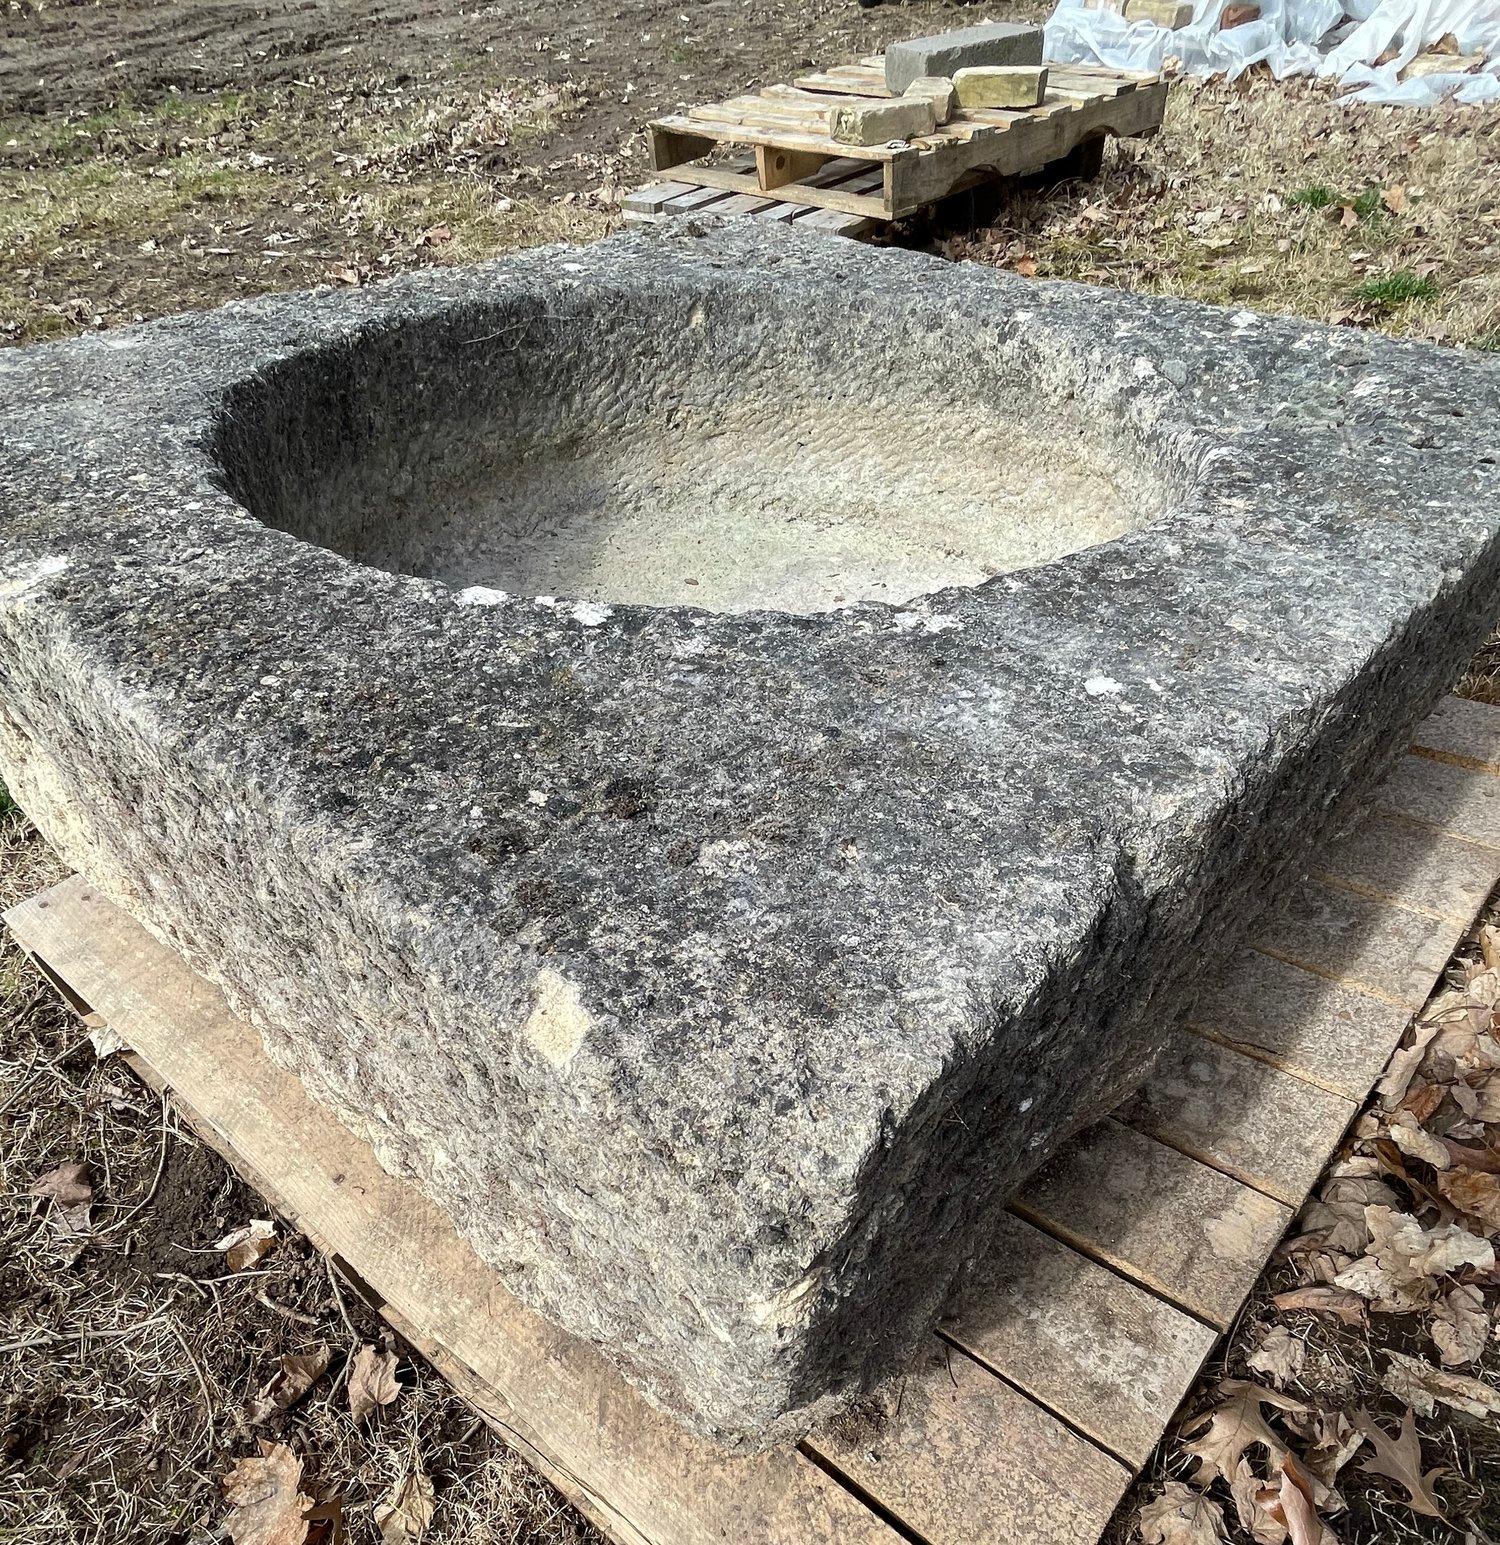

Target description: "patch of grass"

left=1474, top=328, right=1500, bottom=352
left=0, top=778, right=16, bottom=819
left=1288, top=182, right=1338, bottom=210
left=1349, top=185, right=1385, bottom=220
left=1354, top=270, right=1439, bottom=307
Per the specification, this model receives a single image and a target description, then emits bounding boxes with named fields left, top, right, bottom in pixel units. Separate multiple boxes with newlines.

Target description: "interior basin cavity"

left=213, top=293, right=1175, bottom=615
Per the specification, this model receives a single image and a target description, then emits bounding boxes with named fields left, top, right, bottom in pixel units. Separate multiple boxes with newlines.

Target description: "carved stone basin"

left=1, top=224, right=1496, bottom=1449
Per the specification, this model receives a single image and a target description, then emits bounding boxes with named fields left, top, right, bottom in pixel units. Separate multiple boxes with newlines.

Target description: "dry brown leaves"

left=348, top=1342, right=402, bottom=1424
left=28, top=1156, right=95, bottom=1262
left=29, top=1158, right=92, bottom=1206
left=374, top=1466, right=435, bottom=1544
left=245, top=1346, right=333, bottom=1426
left=1351, top=1409, right=1445, bottom=1518
left=1143, top=927, right=1500, bottom=1539
left=1140, top=1481, right=1229, bottom=1544
left=1285, top=932, right=1500, bottom=1362
left=222, top=1441, right=315, bottom=1545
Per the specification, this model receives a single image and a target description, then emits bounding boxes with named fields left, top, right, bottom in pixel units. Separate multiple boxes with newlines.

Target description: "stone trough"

left=0, top=224, right=1497, bottom=1449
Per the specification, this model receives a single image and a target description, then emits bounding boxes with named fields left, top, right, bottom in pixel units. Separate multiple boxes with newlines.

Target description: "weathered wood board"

left=8, top=696, right=1497, bottom=1545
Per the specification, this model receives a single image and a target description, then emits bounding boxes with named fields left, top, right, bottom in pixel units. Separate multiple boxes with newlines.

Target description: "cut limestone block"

left=903, top=76, right=959, bottom=125
left=1402, top=50, right=1485, bottom=78
left=828, top=96, right=937, bottom=146
left=1125, top=0, right=1195, bottom=25
left=884, top=23, right=1045, bottom=94
left=1, top=223, right=1497, bottom=1448
left=954, top=65, right=1049, bottom=110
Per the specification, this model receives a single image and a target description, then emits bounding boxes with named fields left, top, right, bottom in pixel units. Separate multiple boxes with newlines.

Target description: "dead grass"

left=0, top=79, right=612, bottom=343
left=948, top=76, right=1500, bottom=348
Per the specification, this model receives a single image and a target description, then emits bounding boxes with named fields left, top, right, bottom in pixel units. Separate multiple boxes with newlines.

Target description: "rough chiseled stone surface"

left=0, top=223, right=1497, bottom=1448
left=884, top=22, right=1045, bottom=93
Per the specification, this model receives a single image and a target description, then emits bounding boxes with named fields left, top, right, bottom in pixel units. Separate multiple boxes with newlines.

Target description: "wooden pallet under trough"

left=7, top=696, right=1500, bottom=1544
left=637, top=54, right=1167, bottom=235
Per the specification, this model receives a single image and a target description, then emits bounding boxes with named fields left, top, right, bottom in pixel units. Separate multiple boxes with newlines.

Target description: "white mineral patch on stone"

left=523, top=967, right=589, bottom=1070
left=457, top=585, right=509, bottom=606
left=893, top=611, right=964, bottom=635
left=747, top=1273, right=818, bottom=1328
left=0, top=555, right=66, bottom=600
left=570, top=600, right=612, bottom=625
left=1084, top=674, right=1124, bottom=697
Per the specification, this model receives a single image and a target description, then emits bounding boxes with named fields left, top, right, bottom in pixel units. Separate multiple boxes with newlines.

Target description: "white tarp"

left=1045, top=0, right=1500, bottom=103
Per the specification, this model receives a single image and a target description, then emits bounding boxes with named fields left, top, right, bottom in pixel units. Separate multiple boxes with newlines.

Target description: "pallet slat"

left=1310, top=808, right=1500, bottom=925
left=1187, top=947, right=1412, bottom=1101
left=803, top=1339, right=1132, bottom=1545
left=1412, top=693, right=1500, bottom=775
left=1376, top=751, right=1500, bottom=852
left=1249, top=876, right=1463, bottom=1008
left=1119, top=1032, right=1357, bottom=1207
left=944, top=1213, right=1219, bottom=1467
left=1015, top=1120, right=1293, bottom=1328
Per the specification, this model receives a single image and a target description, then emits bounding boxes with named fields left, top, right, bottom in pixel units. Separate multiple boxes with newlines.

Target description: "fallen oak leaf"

left=1442, top=1137, right=1500, bottom=1174
left=1382, top=1350, right=1500, bottom=1419
left=223, top=1440, right=313, bottom=1545
left=1247, top=1325, right=1305, bottom=1389
left=1436, top=1166, right=1500, bottom=1234
left=1386, top=1110, right=1450, bottom=1170
left=1229, top=1460, right=1285, bottom=1544
left=1276, top=1454, right=1333, bottom=1545
left=1352, top=1407, right=1445, bottom=1518
left=1335, top=1206, right=1493, bottom=1309
left=374, top=1466, right=434, bottom=1545
left=1299, top=1407, right=1364, bottom=1490
left=348, top=1343, right=401, bottom=1424
left=29, top=1160, right=92, bottom=1207
left=1182, top=1380, right=1305, bottom=1487
left=1138, top=1480, right=1229, bottom=1545
left=246, top=1347, right=333, bottom=1425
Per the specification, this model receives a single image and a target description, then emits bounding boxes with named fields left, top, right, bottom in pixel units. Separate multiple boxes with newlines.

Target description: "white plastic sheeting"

left=1045, top=0, right=1500, bottom=103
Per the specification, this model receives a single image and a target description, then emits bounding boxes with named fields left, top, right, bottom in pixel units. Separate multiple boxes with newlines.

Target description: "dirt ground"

left=2, top=1, right=1500, bottom=1542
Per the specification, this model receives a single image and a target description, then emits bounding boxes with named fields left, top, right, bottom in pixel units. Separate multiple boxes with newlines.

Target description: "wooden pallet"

left=623, top=158, right=884, bottom=240
left=646, top=54, right=1167, bottom=224
left=7, top=695, right=1499, bottom=1545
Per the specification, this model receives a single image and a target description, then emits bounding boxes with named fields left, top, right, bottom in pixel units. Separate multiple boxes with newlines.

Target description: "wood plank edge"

left=1180, top=1020, right=1384, bottom=1104
left=1109, top=1108, right=1339, bottom=1213
left=1246, top=941, right=1431, bottom=1011
left=1408, top=744, right=1500, bottom=779
left=1305, top=864, right=1496, bottom=927
left=1005, top=1198, right=1241, bottom=1332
